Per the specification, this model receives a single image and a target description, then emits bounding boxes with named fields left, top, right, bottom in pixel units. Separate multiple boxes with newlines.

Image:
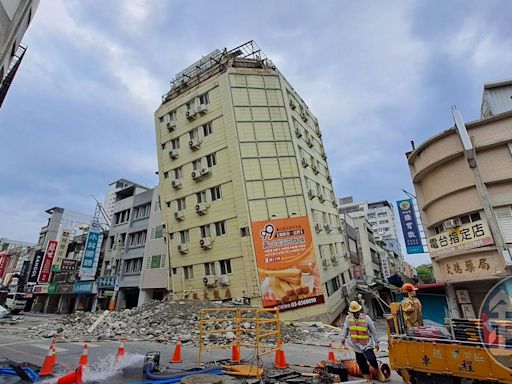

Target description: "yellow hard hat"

left=348, top=301, right=362, bottom=313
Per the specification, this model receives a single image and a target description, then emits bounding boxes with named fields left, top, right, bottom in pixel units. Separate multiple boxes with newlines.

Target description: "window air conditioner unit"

left=295, top=127, right=302, bottom=138
left=195, top=202, right=208, bottom=215
left=166, top=122, right=176, bottom=131
left=169, top=149, right=179, bottom=159
left=301, top=158, right=308, bottom=167
left=289, top=99, right=296, bottom=110
left=318, top=194, right=325, bottom=202
left=200, top=237, right=214, bottom=249
left=192, top=170, right=203, bottom=181
left=177, top=243, right=188, bottom=254
left=315, top=223, right=323, bottom=233
left=444, top=218, right=460, bottom=230
left=218, top=274, right=230, bottom=286
left=171, top=179, right=182, bottom=189
left=197, top=104, right=208, bottom=114
left=174, top=211, right=184, bottom=221
left=307, top=189, right=315, bottom=200
left=203, top=275, right=217, bottom=288
left=186, top=109, right=197, bottom=120
left=324, top=224, right=332, bottom=233
left=189, top=137, right=202, bottom=149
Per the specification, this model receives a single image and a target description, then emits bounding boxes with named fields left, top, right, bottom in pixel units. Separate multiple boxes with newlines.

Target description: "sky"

left=1, top=0, right=511, bottom=266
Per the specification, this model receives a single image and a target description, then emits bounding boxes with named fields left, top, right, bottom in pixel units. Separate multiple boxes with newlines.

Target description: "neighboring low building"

left=407, top=93, right=512, bottom=317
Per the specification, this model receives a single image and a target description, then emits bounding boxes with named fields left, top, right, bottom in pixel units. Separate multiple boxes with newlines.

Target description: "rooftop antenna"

left=91, top=195, right=111, bottom=229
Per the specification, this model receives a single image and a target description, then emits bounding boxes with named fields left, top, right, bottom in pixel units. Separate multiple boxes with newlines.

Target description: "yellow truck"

left=386, top=304, right=512, bottom=384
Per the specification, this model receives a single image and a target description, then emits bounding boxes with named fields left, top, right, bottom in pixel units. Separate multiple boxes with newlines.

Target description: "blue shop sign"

left=73, top=281, right=94, bottom=294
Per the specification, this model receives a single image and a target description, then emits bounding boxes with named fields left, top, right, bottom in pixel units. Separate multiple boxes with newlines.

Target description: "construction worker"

left=400, top=283, right=423, bottom=329
left=340, top=301, right=387, bottom=382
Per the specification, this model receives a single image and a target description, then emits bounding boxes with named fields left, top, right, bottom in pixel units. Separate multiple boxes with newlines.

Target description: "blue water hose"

left=128, top=363, right=225, bottom=383
left=0, top=366, right=39, bottom=382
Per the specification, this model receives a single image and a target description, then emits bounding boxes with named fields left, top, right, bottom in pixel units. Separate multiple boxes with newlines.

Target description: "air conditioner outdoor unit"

left=308, top=189, right=315, bottom=199
left=327, top=175, right=332, bottom=183
left=318, top=194, right=325, bottom=202
left=289, top=99, right=296, bottom=110
left=306, top=138, right=313, bottom=147
left=177, top=243, right=188, bottom=254
left=331, top=256, right=338, bottom=265
left=316, top=129, right=322, bottom=138
left=444, top=218, right=460, bottom=230
left=174, top=211, right=184, bottom=221
left=171, top=179, right=182, bottom=189
left=295, top=127, right=302, bottom=138
left=312, top=165, right=319, bottom=174
left=166, top=122, right=176, bottom=131
left=192, top=170, right=203, bottom=181
left=315, top=223, right=323, bottom=233
left=324, top=224, right=332, bottom=233
left=322, top=152, right=328, bottom=160
left=301, top=113, right=308, bottom=122
left=200, top=167, right=210, bottom=175
left=169, top=149, right=179, bottom=159
left=332, top=201, right=338, bottom=208
left=301, top=158, right=308, bottom=167
left=195, top=202, right=208, bottom=215
left=186, top=110, right=197, bottom=120
left=203, top=275, right=217, bottom=287
left=337, top=225, right=343, bottom=233
left=189, top=138, right=202, bottom=149
left=197, top=104, right=208, bottom=114
left=322, top=259, right=329, bottom=269
left=218, top=275, right=230, bottom=286
left=200, top=237, right=214, bottom=249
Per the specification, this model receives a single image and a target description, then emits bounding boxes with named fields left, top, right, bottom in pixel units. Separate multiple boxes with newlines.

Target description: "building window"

left=172, top=268, right=177, bottom=275
left=198, top=92, right=209, bottom=105
left=133, top=203, right=151, bottom=220
left=128, top=230, right=147, bottom=247
left=219, top=259, right=232, bottom=274
left=163, top=171, right=169, bottom=179
left=200, top=224, right=212, bottom=238
left=171, top=138, right=180, bottom=149
left=114, top=209, right=130, bottom=225
left=204, top=262, right=215, bottom=275
left=196, top=190, right=207, bottom=204
left=124, top=257, right=143, bottom=274
left=180, top=230, right=190, bottom=243
left=189, top=128, right=200, bottom=140
left=379, top=220, right=388, bottom=224
left=192, top=159, right=202, bottom=171
left=176, top=197, right=186, bottom=211
left=240, top=227, right=248, bottom=237
left=206, top=153, right=217, bottom=167
left=109, top=236, right=115, bottom=250
left=150, top=225, right=163, bottom=239
left=325, top=276, right=340, bottom=297
left=215, top=221, right=227, bottom=236
left=210, top=186, right=222, bottom=201
left=184, top=265, right=194, bottom=279
left=173, top=167, right=183, bottom=179
left=146, top=255, right=163, bottom=269
left=202, top=122, right=213, bottom=136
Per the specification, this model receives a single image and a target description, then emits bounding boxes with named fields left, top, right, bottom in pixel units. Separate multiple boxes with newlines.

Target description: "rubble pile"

left=27, top=301, right=338, bottom=345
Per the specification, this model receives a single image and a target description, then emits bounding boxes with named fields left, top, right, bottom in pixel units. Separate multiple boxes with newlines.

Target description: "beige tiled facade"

left=155, top=50, right=350, bottom=322
left=407, top=111, right=512, bottom=316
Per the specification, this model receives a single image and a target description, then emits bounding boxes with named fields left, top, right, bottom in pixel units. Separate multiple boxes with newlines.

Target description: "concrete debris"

left=26, top=300, right=340, bottom=345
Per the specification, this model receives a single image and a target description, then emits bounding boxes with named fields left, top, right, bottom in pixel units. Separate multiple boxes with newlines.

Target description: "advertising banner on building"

left=60, top=259, right=77, bottom=272
left=427, top=219, right=494, bottom=258
left=28, top=250, right=45, bottom=283
left=38, top=240, right=58, bottom=283
left=74, top=280, right=94, bottom=294
left=397, top=199, right=424, bottom=254
left=53, top=230, right=71, bottom=271
left=79, top=221, right=103, bottom=280
left=379, top=253, right=391, bottom=279
left=250, top=216, right=325, bottom=312
left=0, top=252, right=8, bottom=279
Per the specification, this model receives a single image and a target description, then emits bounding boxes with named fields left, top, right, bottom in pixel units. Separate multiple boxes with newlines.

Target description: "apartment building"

left=155, top=41, right=349, bottom=322
left=407, top=86, right=512, bottom=316
left=102, top=179, right=138, bottom=223
left=0, top=0, right=39, bottom=107
left=337, top=197, right=400, bottom=243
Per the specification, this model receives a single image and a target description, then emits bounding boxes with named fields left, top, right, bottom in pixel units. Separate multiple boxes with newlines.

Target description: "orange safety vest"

left=348, top=314, right=369, bottom=344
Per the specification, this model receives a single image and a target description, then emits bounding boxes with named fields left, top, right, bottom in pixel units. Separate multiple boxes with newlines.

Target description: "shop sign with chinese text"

left=397, top=199, right=424, bottom=254
left=38, top=240, right=58, bottom=283
left=438, top=253, right=497, bottom=281
left=79, top=221, right=103, bottom=280
left=427, top=219, right=494, bottom=258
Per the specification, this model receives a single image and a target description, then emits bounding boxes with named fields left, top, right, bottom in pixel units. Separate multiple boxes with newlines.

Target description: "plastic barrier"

left=0, top=366, right=39, bottom=382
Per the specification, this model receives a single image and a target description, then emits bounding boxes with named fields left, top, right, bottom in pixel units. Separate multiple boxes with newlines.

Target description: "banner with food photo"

left=251, top=216, right=325, bottom=312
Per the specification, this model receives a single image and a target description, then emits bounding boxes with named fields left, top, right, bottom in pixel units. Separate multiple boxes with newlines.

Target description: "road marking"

left=72, top=342, right=100, bottom=348
left=0, top=340, right=37, bottom=347
left=31, top=343, right=68, bottom=352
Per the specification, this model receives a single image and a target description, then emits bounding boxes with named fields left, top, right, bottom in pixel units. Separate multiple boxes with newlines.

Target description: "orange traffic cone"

left=56, top=365, right=83, bottom=384
left=231, top=344, right=241, bottom=363
left=274, top=348, right=287, bottom=369
left=328, top=343, right=336, bottom=363
left=116, top=338, right=126, bottom=362
left=79, top=344, right=88, bottom=366
left=170, top=337, right=182, bottom=363
left=39, top=345, right=56, bottom=376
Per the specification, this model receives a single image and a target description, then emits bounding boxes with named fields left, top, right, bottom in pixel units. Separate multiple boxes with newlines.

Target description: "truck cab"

left=5, top=292, right=27, bottom=315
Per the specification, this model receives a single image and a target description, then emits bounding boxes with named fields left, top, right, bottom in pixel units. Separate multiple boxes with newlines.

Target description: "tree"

left=416, top=263, right=435, bottom=284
